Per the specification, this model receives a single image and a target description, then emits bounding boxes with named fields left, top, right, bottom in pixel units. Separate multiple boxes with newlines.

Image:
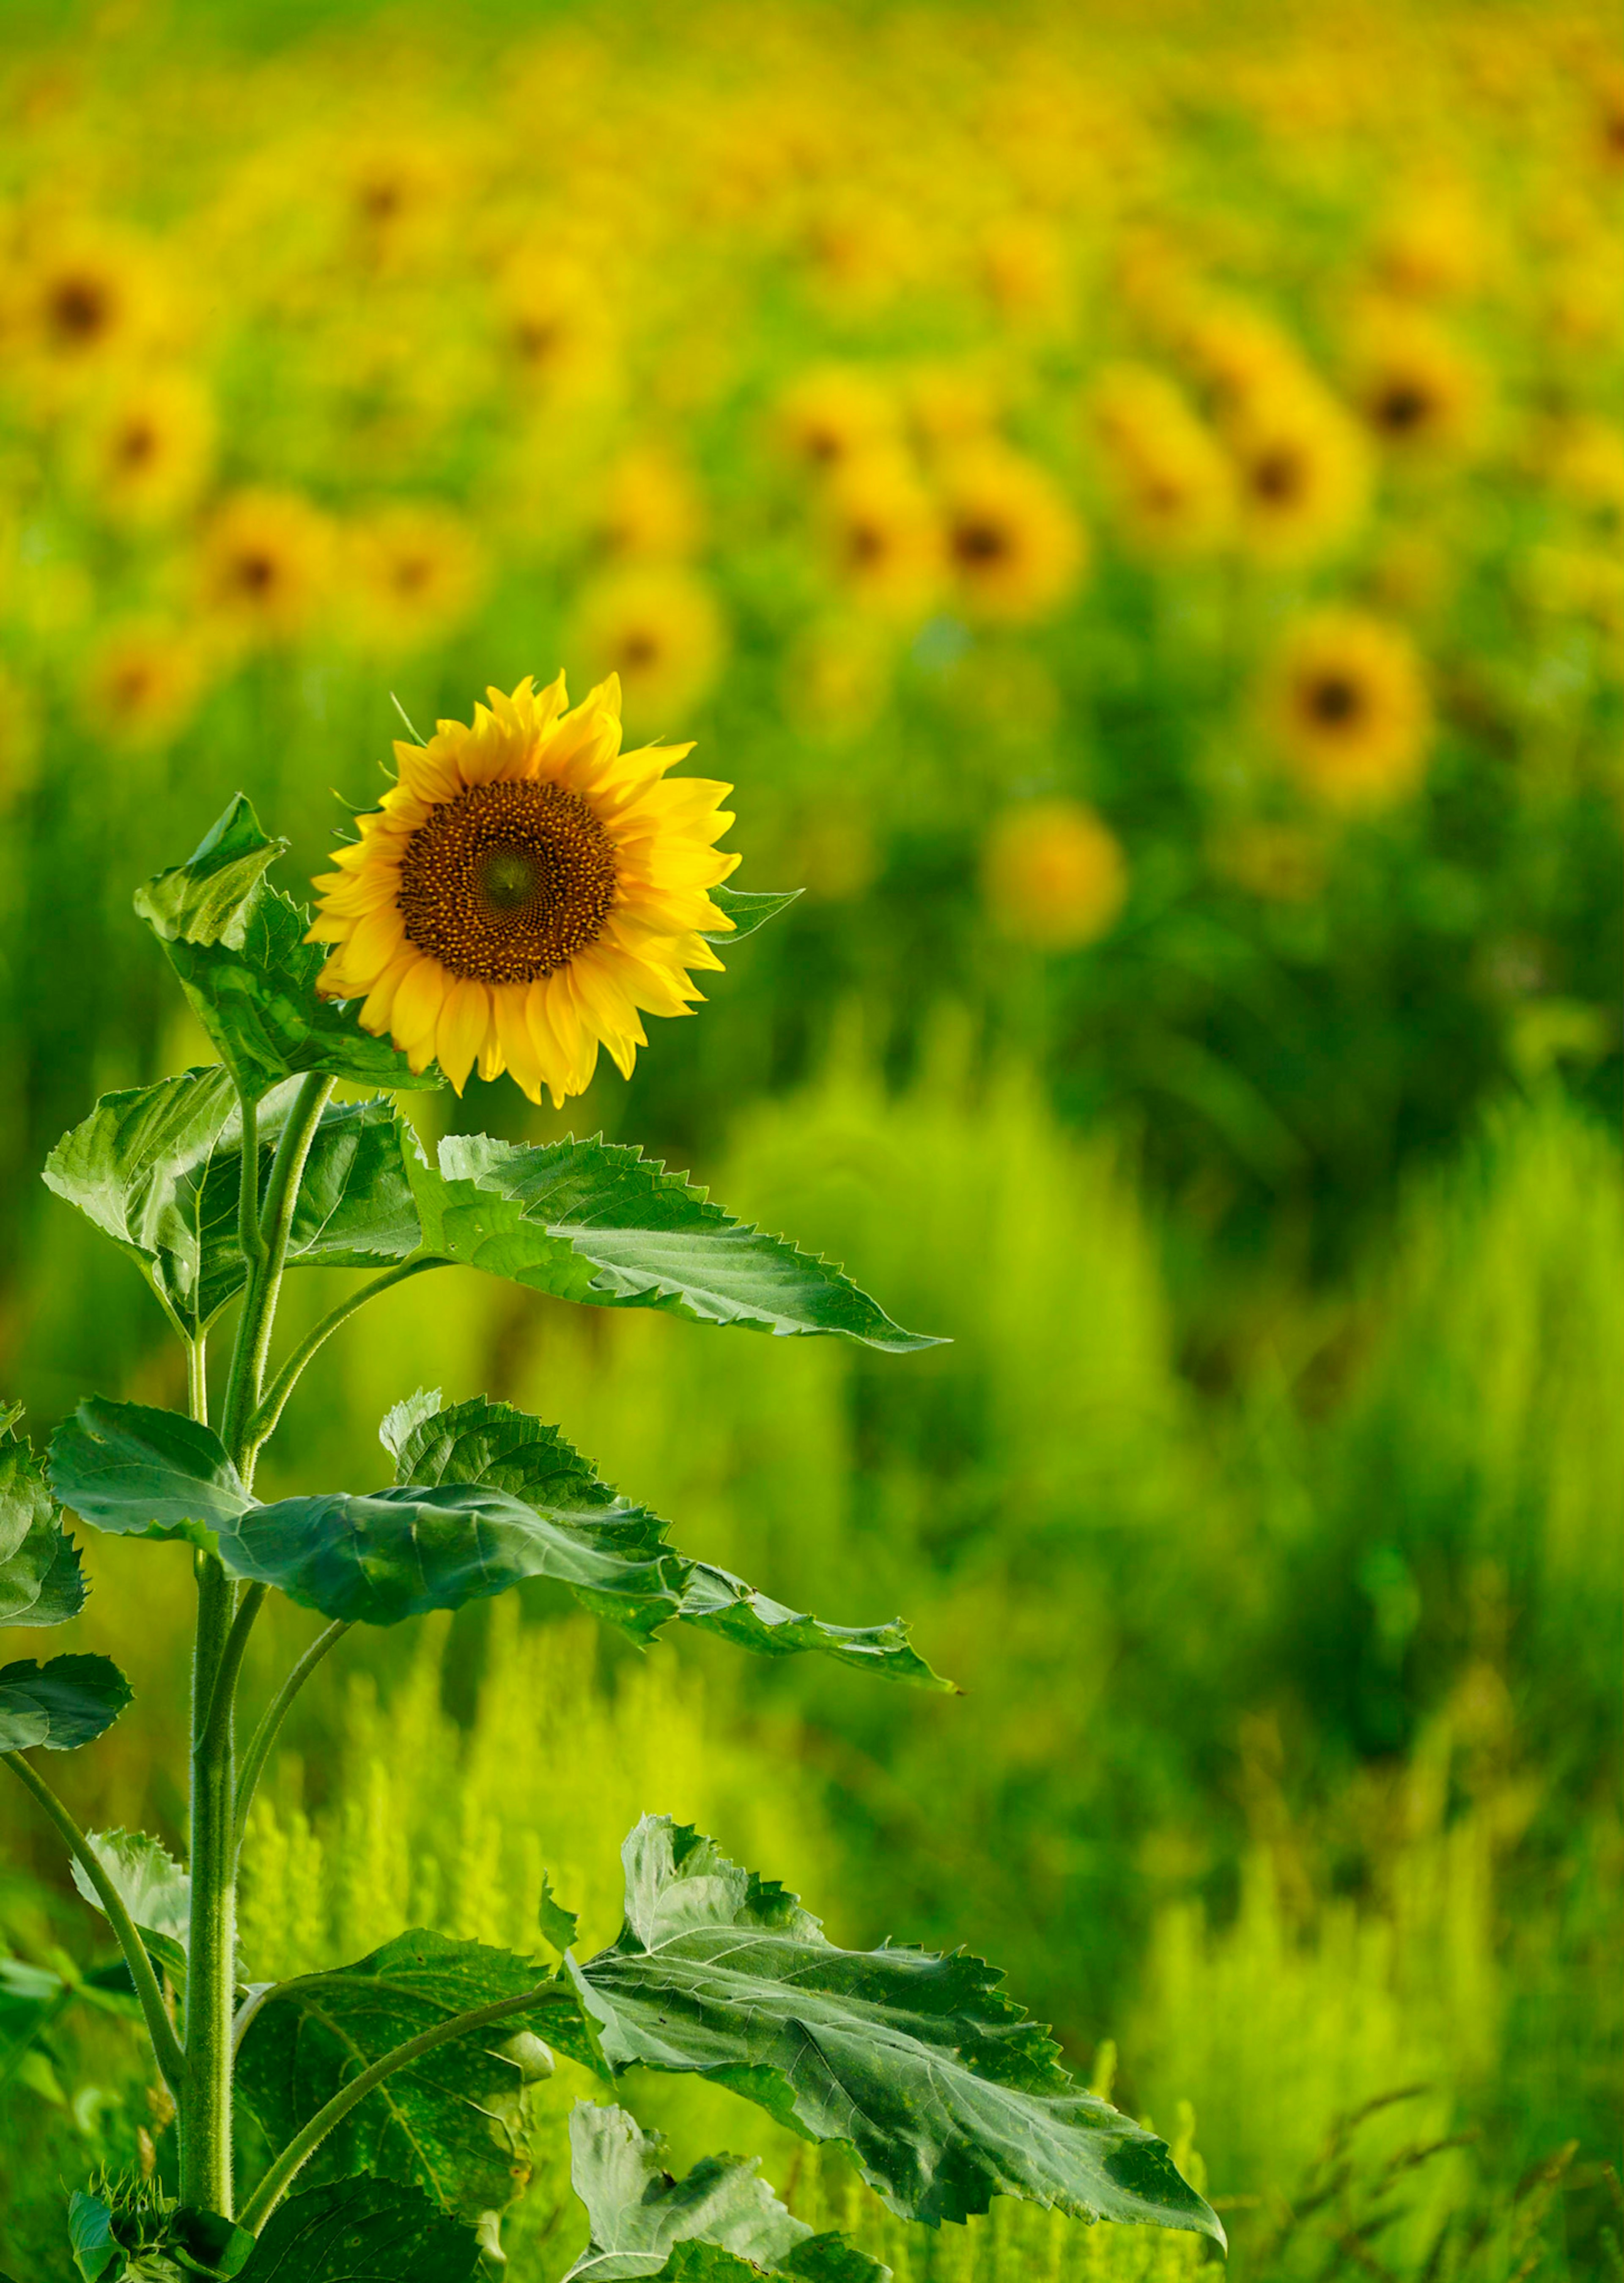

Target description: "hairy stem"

left=233, top=1618, right=350, bottom=1856
left=219, top=1072, right=334, bottom=1483
left=248, top=1258, right=446, bottom=1452
left=236, top=1982, right=559, bottom=2233
left=182, top=1553, right=238, bottom=2214
left=3, top=1750, right=186, bottom=2098
left=237, top=1092, right=263, bottom=1269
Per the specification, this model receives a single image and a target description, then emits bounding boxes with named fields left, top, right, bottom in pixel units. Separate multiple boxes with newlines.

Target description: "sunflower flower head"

left=308, top=673, right=738, bottom=1105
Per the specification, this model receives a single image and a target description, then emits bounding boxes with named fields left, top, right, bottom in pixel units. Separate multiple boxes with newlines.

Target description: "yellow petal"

left=436, top=975, right=494, bottom=1092
left=494, top=982, right=545, bottom=1103
left=359, top=949, right=419, bottom=1034
left=390, top=957, right=449, bottom=1074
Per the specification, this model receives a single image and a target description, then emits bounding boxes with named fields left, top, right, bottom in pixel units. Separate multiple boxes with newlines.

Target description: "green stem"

left=202, top=1584, right=269, bottom=1764
left=233, top=1619, right=350, bottom=1856
left=236, top=1981, right=558, bottom=2234
left=247, top=1258, right=446, bottom=1454
left=219, top=1072, right=334, bottom=1483
left=3, top=1750, right=185, bottom=2096
left=237, top=1092, right=263, bottom=1269
left=187, top=1335, right=209, bottom=1430
left=181, top=1553, right=238, bottom=2214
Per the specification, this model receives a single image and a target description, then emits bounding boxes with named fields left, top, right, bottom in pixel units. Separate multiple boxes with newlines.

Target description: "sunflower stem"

left=219, top=1073, right=333, bottom=1482
left=245, top=1257, right=446, bottom=1459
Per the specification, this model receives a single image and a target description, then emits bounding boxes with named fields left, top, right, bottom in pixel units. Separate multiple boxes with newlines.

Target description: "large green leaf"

left=406, top=1133, right=937, bottom=1350
left=565, top=2103, right=884, bottom=2283
left=0, top=1655, right=132, bottom=1753
left=134, top=798, right=438, bottom=1097
left=570, top=1820, right=1223, bottom=2243
left=45, top=1078, right=423, bottom=1340
left=70, top=1830, right=190, bottom=1982
left=699, top=885, right=802, bottom=945
left=235, top=1931, right=590, bottom=2223
left=49, top=1399, right=250, bottom=1548
left=239, top=2177, right=481, bottom=2283
left=220, top=1395, right=945, bottom=1684
left=0, top=1406, right=86, bottom=1628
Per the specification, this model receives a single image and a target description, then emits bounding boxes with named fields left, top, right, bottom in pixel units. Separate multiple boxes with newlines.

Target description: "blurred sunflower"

left=197, top=489, right=334, bottom=647
left=1178, top=298, right=1305, bottom=428
left=776, top=365, right=901, bottom=475
left=69, top=368, right=214, bottom=528
left=1263, top=609, right=1431, bottom=807
left=1226, top=380, right=1370, bottom=566
left=1089, top=363, right=1234, bottom=560
left=1349, top=307, right=1486, bottom=459
left=81, top=620, right=208, bottom=749
left=500, top=251, right=620, bottom=407
left=939, top=445, right=1086, bottom=623
left=594, top=446, right=704, bottom=561
left=983, top=799, right=1127, bottom=949
left=1372, top=184, right=1489, bottom=302
left=11, top=224, right=165, bottom=383
left=823, top=450, right=943, bottom=620
left=571, top=565, right=725, bottom=725
left=905, top=362, right=1004, bottom=458
left=343, top=501, right=487, bottom=654
left=307, top=673, right=737, bottom=1103
left=980, top=213, right=1073, bottom=333
left=786, top=615, right=895, bottom=738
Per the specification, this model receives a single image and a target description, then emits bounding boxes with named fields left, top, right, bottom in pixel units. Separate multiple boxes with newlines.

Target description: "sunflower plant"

left=0, top=674, right=1221, bottom=2281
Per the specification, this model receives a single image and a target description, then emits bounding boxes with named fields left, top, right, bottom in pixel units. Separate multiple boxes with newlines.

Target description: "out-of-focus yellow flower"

left=342, top=502, right=487, bottom=655
left=776, top=365, right=901, bottom=476
left=983, top=799, right=1127, bottom=949
left=67, top=368, right=215, bottom=528
left=1089, top=363, right=1234, bottom=561
left=980, top=213, right=1073, bottom=333
left=905, top=363, right=1004, bottom=458
left=1372, top=184, right=1490, bottom=301
left=1348, top=306, right=1487, bottom=460
left=81, top=619, right=208, bottom=749
left=499, top=251, right=619, bottom=408
left=1262, top=609, right=1432, bottom=808
left=823, top=450, right=942, bottom=621
left=1210, top=820, right=1326, bottom=903
left=307, top=673, right=736, bottom=1105
left=8, top=223, right=167, bottom=386
left=594, top=446, right=705, bottom=561
left=197, top=488, right=334, bottom=647
left=571, top=565, right=726, bottom=725
left=1225, top=380, right=1370, bottom=566
left=1178, top=298, right=1306, bottom=428
left=938, top=445, right=1086, bottom=625
left=786, top=615, right=895, bottom=738
left=1539, top=417, right=1624, bottom=538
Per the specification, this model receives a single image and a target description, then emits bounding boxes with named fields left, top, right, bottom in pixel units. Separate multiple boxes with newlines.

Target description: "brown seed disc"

left=397, top=778, right=619, bottom=983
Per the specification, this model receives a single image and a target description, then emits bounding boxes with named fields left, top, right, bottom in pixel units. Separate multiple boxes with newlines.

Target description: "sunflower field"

left=0, top=0, right=1620, bottom=2277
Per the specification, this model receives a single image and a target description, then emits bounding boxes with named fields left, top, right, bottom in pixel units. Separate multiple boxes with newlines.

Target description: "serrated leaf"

left=49, top=1400, right=250, bottom=1549
left=0, top=1408, right=86, bottom=1629
left=700, top=885, right=802, bottom=945
left=377, top=1387, right=444, bottom=1467
left=570, top=1819, right=1223, bottom=2243
left=135, top=799, right=439, bottom=1098
left=0, top=1655, right=132, bottom=1753
left=406, top=1132, right=938, bottom=1351
left=238, top=2177, right=480, bottom=2283
left=71, top=1830, right=190, bottom=1982
left=44, top=1078, right=423, bottom=1342
left=235, top=1932, right=593, bottom=2223
left=565, top=2103, right=886, bottom=2283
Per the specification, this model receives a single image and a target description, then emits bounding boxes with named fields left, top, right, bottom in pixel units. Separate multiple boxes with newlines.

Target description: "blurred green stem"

left=247, top=1257, right=447, bottom=1451
left=233, top=1617, right=350, bottom=1857
left=2, top=1749, right=185, bottom=2097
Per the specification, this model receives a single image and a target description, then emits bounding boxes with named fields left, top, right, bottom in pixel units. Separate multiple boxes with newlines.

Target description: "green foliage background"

left=0, top=0, right=1620, bottom=2277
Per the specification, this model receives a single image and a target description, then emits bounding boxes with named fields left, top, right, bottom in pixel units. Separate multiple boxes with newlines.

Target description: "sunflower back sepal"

left=135, top=797, right=442, bottom=1097
left=699, top=882, right=803, bottom=944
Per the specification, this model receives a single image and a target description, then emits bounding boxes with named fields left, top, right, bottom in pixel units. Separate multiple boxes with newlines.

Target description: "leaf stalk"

left=233, top=1617, right=351, bottom=1856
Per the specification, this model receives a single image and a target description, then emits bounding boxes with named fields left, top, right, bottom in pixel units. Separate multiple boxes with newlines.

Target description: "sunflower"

left=1089, top=363, right=1234, bottom=560
left=594, top=446, right=704, bottom=561
left=823, top=449, right=943, bottom=621
left=1263, top=609, right=1431, bottom=808
left=342, top=501, right=487, bottom=654
left=198, top=488, right=334, bottom=647
left=69, top=368, right=215, bottom=529
left=776, top=365, right=900, bottom=475
left=1226, top=379, right=1370, bottom=566
left=938, top=445, right=1086, bottom=624
left=571, top=566, right=725, bottom=727
left=82, top=620, right=208, bottom=749
left=308, top=674, right=737, bottom=1103
left=982, top=799, right=1127, bottom=949
left=1348, top=307, right=1485, bottom=460
left=13, top=224, right=165, bottom=383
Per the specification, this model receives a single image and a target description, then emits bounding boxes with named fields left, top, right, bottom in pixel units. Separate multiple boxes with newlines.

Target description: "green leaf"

left=70, top=1830, right=190, bottom=1981
left=134, top=798, right=439, bottom=1098
left=565, top=2103, right=886, bottom=2283
left=49, top=1399, right=250, bottom=1549
left=69, top=2190, right=123, bottom=2283
left=538, top=1871, right=580, bottom=1958
left=406, top=1133, right=938, bottom=1350
left=237, top=2178, right=481, bottom=2283
left=699, top=885, right=802, bottom=945
left=376, top=1387, right=445, bottom=1467
left=235, top=1931, right=593, bottom=2223
left=0, top=1655, right=132, bottom=1753
left=0, top=1407, right=86, bottom=1629
left=570, top=1819, right=1224, bottom=2244
left=44, top=1078, right=422, bottom=1341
